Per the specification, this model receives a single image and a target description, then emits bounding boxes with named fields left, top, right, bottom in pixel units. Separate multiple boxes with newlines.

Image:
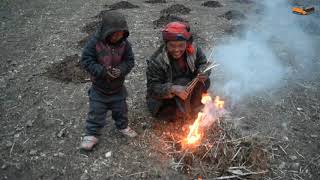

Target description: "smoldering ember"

left=1, top=0, right=319, bottom=180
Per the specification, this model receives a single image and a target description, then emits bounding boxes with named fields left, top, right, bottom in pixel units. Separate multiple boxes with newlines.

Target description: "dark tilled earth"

left=0, top=0, right=319, bottom=179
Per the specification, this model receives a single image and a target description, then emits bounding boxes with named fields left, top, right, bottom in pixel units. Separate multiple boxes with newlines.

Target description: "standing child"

left=80, top=11, right=137, bottom=151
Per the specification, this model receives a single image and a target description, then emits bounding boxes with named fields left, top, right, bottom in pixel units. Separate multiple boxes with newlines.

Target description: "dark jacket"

left=80, top=11, right=134, bottom=95
left=146, top=43, right=211, bottom=115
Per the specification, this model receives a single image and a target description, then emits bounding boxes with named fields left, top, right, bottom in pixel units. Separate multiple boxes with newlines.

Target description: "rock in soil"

left=145, top=0, right=166, bottom=4
left=26, top=120, right=33, bottom=127
left=291, top=163, right=300, bottom=170
left=1, top=164, right=8, bottom=170
left=153, top=15, right=187, bottom=28
left=202, top=1, right=223, bottom=8
left=289, top=155, right=298, bottom=161
left=279, top=161, right=286, bottom=169
left=106, top=1, right=139, bottom=10
left=29, top=149, right=37, bottom=156
left=57, top=128, right=66, bottom=138
left=160, top=4, right=191, bottom=15
left=105, top=151, right=112, bottom=158
left=219, top=10, right=245, bottom=20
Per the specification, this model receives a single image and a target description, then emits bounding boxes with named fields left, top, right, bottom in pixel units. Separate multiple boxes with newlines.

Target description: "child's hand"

left=105, top=66, right=117, bottom=80
left=111, top=68, right=121, bottom=78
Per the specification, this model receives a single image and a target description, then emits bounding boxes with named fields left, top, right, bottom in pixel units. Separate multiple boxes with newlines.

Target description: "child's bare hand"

left=111, top=68, right=121, bottom=78
left=106, top=66, right=117, bottom=80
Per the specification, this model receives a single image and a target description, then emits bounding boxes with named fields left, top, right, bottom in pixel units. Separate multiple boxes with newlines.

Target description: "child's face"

left=109, top=31, right=125, bottom=43
left=166, top=40, right=187, bottom=59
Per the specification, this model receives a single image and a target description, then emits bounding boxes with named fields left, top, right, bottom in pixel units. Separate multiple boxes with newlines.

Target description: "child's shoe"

left=80, top=136, right=98, bottom=151
left=119, top=126, right=137, bottom=137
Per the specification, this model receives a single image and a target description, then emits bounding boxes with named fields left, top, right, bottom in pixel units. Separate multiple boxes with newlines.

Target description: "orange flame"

left=201, top=93, right=212, bottom=104
left=186, top=112, right=203, bottom=144
left=214, top=96, right=224, bottom=109
left=185, top=94, right=225, bottom=146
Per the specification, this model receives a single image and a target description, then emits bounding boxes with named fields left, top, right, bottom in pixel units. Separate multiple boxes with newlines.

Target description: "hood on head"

left=97, top=11, right=129, bottom=42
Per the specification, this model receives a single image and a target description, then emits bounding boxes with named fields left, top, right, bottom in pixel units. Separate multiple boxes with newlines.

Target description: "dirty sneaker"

left=119, top=127, right=137, bottom=137
left=80, top=136, right=98, bottom=151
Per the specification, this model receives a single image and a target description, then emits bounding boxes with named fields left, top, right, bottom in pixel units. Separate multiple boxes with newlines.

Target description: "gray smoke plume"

left=211, top=0, right=318, bottom=103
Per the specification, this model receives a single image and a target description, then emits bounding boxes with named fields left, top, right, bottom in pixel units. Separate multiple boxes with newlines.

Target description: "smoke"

left=211, top=0, right=318, bottom=103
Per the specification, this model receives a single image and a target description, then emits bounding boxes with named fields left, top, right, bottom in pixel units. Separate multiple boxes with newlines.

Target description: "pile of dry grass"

left=152, top=114, right=271, bottom=179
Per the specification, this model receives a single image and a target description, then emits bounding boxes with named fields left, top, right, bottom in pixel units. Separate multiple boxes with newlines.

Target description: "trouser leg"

left=85, top=99, right=109, bottom=136
left=110, top=99, right=128, bottom=130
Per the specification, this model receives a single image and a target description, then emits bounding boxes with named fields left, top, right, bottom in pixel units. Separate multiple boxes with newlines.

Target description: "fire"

left=201, top=93, right=212, bottom=104
left=186, top=112, right=203, bottom=145
left=214, top=96, right=224, bottom=109
left=184, top=94, right=225, bottom=146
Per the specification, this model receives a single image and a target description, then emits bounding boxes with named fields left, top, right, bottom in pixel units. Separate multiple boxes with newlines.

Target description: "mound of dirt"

left=106, top=1, right=139, bottom=10
left=219, top=10, right=245, bottom=20
left=234, top=0, right=253, bottom=4
left=44, top=54, right=89, bottom=83
left=145, top=0, right=167, bottom=4
left=160, top=4, right=191, bottom=15
left=81, top=21, right=101, bottom=35
left=153, top=15, right=187, bottom=28
left=202, top=1, right=223, bottom=8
